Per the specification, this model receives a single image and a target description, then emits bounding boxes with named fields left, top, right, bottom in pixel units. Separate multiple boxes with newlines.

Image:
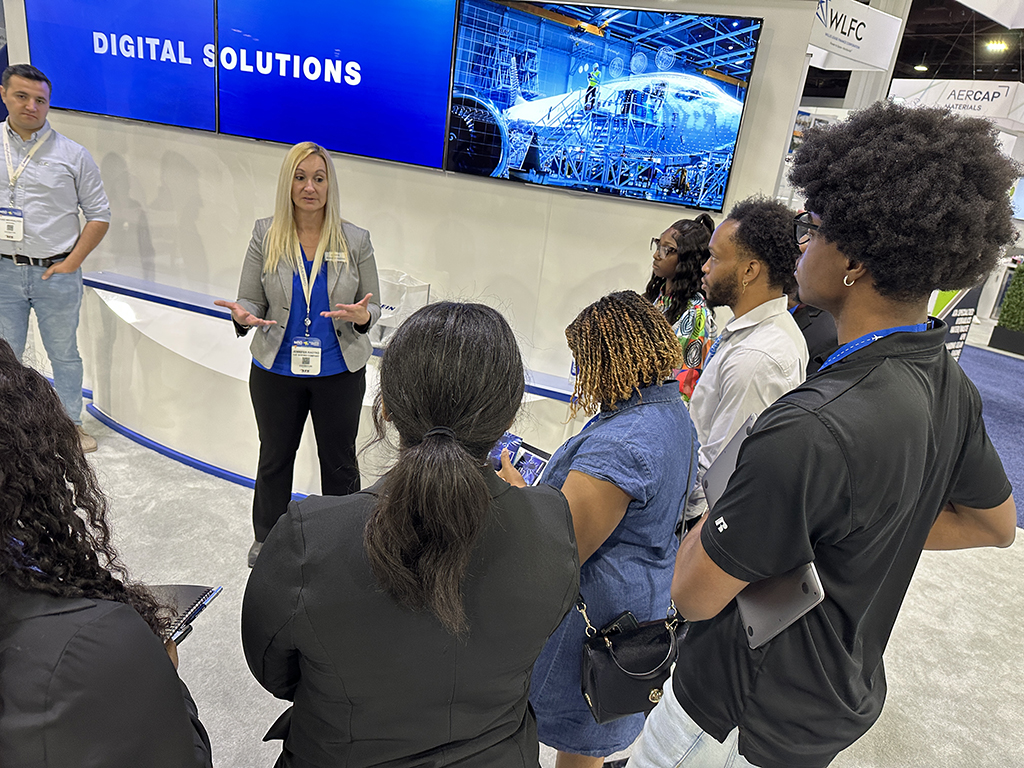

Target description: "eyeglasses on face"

left=650, top=237, right=678, bottom=257
left=793, top=212, right=820, bottom=246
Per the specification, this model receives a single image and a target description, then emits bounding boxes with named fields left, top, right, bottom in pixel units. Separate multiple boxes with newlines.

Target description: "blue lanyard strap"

left=818, top=321, right=931, bottom=371
left=705, top=334, right=725, bottom=366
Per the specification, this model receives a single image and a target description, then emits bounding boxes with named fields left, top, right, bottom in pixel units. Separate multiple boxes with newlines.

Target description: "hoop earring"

left=843, top=275, right=855, bottom=287
left=741, top=280, right=748, bottom=293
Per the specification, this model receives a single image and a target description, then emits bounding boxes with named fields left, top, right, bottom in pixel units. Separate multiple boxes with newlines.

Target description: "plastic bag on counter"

left=369, top=268, right=431, bottom=345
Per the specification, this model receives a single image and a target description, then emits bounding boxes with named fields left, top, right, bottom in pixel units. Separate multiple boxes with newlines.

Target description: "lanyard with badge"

left=1, top=125, right=52, bottom=242
left=291, top=250, right=323, bottom=376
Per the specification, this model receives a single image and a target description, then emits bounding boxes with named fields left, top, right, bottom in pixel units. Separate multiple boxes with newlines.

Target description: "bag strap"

left=575, top=593, right=679, bottom=640
left=575, top=595, right=599, bottom=638
left=606, top=621, right=681, bottom=678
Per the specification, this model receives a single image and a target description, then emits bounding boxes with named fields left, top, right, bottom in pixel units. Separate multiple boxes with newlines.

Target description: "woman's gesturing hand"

left=322, top=293, right=373, bottom=325
left=214, top=299, right=278, bottom=328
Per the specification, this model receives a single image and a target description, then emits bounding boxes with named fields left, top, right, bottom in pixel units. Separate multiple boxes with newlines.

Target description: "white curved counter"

left=76, top=272, right=581, bottom=496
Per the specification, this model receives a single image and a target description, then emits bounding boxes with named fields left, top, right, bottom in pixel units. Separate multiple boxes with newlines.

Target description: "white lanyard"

left=3, top=124, right=52, bottom=205
left=296, top=252, right=320, bottom=336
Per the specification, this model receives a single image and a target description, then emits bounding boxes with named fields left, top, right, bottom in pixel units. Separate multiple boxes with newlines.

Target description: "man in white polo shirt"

left=0, top=64, right=110, bottom=453
left=684, top=196, right=808, bottom=521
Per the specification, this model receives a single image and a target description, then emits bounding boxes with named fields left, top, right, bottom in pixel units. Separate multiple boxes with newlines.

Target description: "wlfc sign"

left=807, top=0, right=903, bottom=72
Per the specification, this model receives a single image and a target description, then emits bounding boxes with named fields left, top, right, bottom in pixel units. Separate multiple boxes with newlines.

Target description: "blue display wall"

left=26, top=0, right=217, bottom=131
left=25, top=0, right=457, bottom=168
left=23, top=0, right=761, bottom=208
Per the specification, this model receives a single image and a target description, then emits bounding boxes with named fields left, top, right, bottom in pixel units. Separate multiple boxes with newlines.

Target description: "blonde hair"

left=263, top=142, right=350, bottom=275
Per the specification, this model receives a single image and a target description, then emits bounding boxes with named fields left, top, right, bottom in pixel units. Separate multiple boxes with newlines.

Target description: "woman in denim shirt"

left=500, top=291, right=699, bottom=768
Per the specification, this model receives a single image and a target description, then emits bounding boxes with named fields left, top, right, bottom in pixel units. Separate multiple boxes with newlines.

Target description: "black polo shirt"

left=672, top=319, right=1012, bottom=768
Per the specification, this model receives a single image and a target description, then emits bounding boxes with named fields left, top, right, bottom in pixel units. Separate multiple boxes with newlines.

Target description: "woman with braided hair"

left=499, top=290, right=698, bottom=768
left=644, top=213, right=716, bottom=402
left=0, top=339, right=212, bottom=767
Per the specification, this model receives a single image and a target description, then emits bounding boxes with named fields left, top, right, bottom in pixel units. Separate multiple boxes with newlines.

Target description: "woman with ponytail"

left=0, top=339, right=212, bottom=768
left=241, top=302, right=579, bottom=768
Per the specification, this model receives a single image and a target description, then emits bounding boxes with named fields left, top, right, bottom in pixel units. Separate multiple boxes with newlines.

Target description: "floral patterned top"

left=653, top=291, right=714, bottom=403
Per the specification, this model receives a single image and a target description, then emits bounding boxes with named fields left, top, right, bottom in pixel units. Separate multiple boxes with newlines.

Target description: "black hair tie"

left=423, top=426, right=456, bottom=440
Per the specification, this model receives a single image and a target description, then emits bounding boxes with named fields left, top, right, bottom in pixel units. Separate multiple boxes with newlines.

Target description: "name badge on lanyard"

left=291, top=253, right=323, bottom=375
left=0, top=206, right=23, bottom=241
left=291, top=337, right=322, bottom=376
left=3, top=125, right=52, bottom=241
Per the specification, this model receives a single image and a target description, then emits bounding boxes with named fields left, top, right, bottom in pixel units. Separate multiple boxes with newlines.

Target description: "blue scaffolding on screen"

left=448, top=1, right=762, bottom=211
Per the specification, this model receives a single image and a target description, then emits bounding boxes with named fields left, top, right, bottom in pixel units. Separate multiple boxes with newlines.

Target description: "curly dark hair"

left=0, top=340, right=168, bottom=637
left=726, top=196, right=802, bottom=290
left=567, top=290, right=684, bottom=417
left=789, top=101, right=1019, bottom=301
left=644, top=213, right=715, bottom=325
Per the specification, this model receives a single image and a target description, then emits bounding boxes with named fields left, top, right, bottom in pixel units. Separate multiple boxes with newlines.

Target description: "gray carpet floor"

left=83, top=407, right=1024, bottom=768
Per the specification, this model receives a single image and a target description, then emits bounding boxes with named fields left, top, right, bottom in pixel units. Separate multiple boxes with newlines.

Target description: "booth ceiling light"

left=985, top=40, right=1009, bottom=53
left=914, top=53, right=927, bottom=72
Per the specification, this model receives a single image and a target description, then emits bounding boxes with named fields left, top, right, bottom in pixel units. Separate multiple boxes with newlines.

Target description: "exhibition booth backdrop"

left=27, top=0, right=766, bottom=211
left=5, top=0, right=817, bottom=494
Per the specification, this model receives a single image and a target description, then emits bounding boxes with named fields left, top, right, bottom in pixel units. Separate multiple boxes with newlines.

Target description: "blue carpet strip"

left=958, top=345, right=1024, bottom=528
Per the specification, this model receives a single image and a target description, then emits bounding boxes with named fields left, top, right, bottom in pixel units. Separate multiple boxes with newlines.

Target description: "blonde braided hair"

left=566, top=290, right=684, bottom=418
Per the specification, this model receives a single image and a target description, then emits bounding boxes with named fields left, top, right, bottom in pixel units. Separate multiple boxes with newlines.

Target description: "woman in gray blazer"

left=216, top=142, right=380, bottom=566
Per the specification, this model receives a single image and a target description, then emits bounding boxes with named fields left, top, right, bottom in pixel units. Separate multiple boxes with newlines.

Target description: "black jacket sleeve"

left=47, top=602, right=213, bottom=768
left=241, top=499, right=306, bottom=700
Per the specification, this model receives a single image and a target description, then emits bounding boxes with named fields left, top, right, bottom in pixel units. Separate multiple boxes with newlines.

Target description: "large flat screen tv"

left=445, top=1, right=763, bottom=211
left=24, top=0, right=458, bottom=168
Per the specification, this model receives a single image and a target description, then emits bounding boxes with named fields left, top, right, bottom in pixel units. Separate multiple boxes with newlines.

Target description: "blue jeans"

left=627, top=681, right=756, bottom=768
left=0, top=257, right=84, bottom=424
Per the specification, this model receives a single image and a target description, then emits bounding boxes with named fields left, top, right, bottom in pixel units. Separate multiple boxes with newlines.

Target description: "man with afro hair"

left=684, top=195, right=808, bottom=522
left=630, top=101, right=1017, bottom=768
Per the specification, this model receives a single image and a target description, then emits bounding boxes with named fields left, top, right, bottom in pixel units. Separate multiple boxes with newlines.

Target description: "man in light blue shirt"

left=0, top=64, right=110, bottom=452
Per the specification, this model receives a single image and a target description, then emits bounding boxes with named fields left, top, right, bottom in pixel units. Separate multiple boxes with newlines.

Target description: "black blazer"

left=242, top=472, right=580, bottom=768
left=793, top=304, right=839, bottom=374
left=0, top=584, right=212, bottom=768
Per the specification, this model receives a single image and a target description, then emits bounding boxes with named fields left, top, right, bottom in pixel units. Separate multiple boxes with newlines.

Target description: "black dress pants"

left=249, top=363, right=366, bottom=541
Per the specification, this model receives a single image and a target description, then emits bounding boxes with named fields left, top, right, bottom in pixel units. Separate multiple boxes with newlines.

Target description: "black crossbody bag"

left=577, top=597, right=688, bottom=724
